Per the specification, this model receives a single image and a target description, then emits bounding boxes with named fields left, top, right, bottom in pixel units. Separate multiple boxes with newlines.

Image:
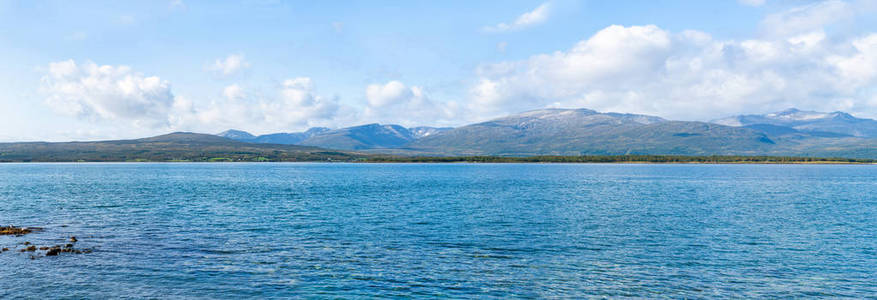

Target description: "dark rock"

left=0, top=226, right=33, bottom=236
left=69, top=236, right=77, bottom=243
left=45, top=248, right=61, bottom=256
left=39, top=247, right=49, bottom=250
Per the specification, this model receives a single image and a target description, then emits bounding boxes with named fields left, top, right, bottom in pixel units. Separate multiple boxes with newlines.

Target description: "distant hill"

left=217, top=129, right=256, bottom=140
left=217, top=128, right=331, bottom=145
left=219, top=125, right=451, bottom=150
left=210, top=108, right=877, bottom=158
left=406, top=109, right=780, bottom=156
left=408, top=126, right=453, bottom=138
left=298, top=124, right=415, bottom=150
left=0, top=132, right=363, bottom=162
left=713, top=108, right=877, bottom=138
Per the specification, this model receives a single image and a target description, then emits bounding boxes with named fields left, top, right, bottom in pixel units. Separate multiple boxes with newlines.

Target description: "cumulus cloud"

left=366, top=80, right=414, bottom=108
left=470, top=25, right=673, bottom=115
left=176, top=78, right=340, bottom=133
left=41, top=60, right=341, bottom=135
left=363, top=81, right=458, bottom=126
left=468, top=18, right=877, bottom=120
left=269, top=77, right=339, bottom=124
left=223, top=84, right=244, bottom=100
left=483, top=2, right=551, bottom=33
left=208, top=54, right=250, bottom=76
left=41, top=60, right=176, bottom=127
left=828, top=34, right=877, bottom=86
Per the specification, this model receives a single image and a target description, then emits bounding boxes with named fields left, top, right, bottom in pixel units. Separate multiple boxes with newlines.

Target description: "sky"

left=1, top=0, right=877, bottom=141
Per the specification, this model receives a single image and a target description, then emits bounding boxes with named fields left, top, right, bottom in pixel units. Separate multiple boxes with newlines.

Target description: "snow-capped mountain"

left=713, top=108, right=877, bottom=137
left=217, top=125, right=453, bottom=150
left=408, top=126, right=453, bottom=139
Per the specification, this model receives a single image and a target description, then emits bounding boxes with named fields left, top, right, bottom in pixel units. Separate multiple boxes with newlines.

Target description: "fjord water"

left=1, top=163, right=875, bottom=298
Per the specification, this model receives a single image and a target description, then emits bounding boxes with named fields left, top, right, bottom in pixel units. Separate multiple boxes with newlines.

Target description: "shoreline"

left=1, top=159, right=875, bottom=165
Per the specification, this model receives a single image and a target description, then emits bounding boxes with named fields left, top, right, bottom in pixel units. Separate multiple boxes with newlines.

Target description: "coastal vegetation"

left=364, top=155, right=877, bottom=164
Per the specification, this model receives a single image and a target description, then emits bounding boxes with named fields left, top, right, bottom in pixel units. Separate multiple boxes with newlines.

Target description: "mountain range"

left=2, top=107, right=876, bottom=161
left=219, top=124, right=452, bottom=150
left=215, top=108, right=877, bottom=158
left=712, top=108, right=877, bottom=138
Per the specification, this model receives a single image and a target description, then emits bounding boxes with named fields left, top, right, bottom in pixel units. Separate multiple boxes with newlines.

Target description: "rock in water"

left=0, top=226, right=33, bottom=235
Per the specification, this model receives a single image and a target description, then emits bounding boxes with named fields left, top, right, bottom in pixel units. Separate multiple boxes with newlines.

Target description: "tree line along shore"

left=363, top=155, right=877, bottom=164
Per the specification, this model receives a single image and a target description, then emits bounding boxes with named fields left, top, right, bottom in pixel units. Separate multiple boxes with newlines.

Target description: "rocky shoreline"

left=1, top=226, right=92, bottom=259
left=0, top=225, right=38, bottom=236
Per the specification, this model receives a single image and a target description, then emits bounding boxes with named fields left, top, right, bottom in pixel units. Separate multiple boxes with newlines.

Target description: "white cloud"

left=483, top=2, right=551, bottom=33
left=41, top=60, right=341, bottom=135
left=271, top=77, right=339, bottom=123
left=468, top=19, right=877, bottom=121
left=363, top=81, right=458, bottom=126
left=760, top=0, right=853, bottom=37
left=176, top=78, right=340, bottom=133
left=41, top=60, right=176, bottom=127
left=828, top=34, right=877, bottom=85
left=366, top=80, right=413, bottom=108
left=208, top=54, right=250, bottom=76
left=738, top=0, right=766, bottom=7
left=223, top=84, right=244, bottom=100
left=470, top=25, right=672, bottom=115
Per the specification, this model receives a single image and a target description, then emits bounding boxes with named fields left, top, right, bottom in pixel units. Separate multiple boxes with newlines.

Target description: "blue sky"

left=1, top=0, right=876, bottom=141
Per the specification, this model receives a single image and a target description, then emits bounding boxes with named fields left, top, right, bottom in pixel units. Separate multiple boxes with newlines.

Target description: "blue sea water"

left=0, top=163, right=875, bottom=298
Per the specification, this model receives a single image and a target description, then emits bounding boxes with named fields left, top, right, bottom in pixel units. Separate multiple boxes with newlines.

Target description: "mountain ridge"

left=406, top=109, right=777, bottom=156
left=713, top=108, right=877, bottom=138
left=7, top=107, right=872, bottom=160
left=206, top=107, right=877, bottom=158
left=219, top=125, right=452, bottom=150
